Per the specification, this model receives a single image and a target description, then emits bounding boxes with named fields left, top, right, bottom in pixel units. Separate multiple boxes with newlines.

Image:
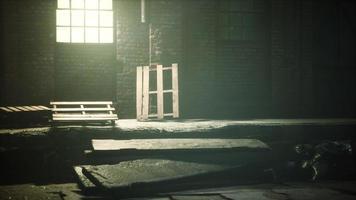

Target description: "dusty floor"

left=0, top=119, right=355, bottom=199
left=1, top=181, right=356, bottom=200
left=2, top=118, right=356, bottom=135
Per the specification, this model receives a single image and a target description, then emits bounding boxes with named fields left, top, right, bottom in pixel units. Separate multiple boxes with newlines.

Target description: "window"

left=219, top=0, right=266, bottom=41
left=56, top=0, right=113, bottom=43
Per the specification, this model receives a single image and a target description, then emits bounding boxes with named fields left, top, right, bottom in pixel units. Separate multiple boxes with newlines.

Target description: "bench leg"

left=110, top=120, right=116, bottom=126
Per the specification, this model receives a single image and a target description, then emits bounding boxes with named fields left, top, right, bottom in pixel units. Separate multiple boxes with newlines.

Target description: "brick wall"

left=0, top=0, right=355, bottom=118
left=115, top=0, right=182, bottom=118
left=1, top=0, right=56, bottom=105
left=180, top=0, right=218, bottom=117
left=54, top=45, right=116, bottom=101
left=270, top=0, right=301, bottom=116
left=116, top=0, right=148, bottom=118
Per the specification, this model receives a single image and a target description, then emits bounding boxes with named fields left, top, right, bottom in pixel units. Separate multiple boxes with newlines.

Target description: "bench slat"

left=51, top=101, right=118, bottom=123
left=53, top=117, right=118, bottom=121
left=53, top=114, right=117, bottom=118
left=50, top=101, right=113, bottom=105
left=52, top=108, right=115, bottom=112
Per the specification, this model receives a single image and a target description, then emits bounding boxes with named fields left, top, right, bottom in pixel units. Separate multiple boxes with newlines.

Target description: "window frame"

left=56, top=0, right=114, bottom=44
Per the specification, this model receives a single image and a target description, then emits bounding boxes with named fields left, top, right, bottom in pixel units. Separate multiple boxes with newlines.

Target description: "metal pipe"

left=141, top=0, right=145, bottom=23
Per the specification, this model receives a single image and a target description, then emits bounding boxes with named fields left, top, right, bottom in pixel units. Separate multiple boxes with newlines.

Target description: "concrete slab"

left=73, top=166, right=97, bottom=192
left=221, top=190, right=279, bottom=200
left=171, top=195, right=226, bottom=200
left=92, top=139, right=270, bottom=151
left=122, top=182, right=356, bottom=200
left=272, top=188, right=356, bottom=200
left=82, top=159, right=233, bottom=188
left=0, top=183, right=81, bottom=200
left=81, top=159, right=272, bottom=197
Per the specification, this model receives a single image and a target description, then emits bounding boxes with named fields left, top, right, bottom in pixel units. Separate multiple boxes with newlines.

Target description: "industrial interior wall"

left=0, top=0, right=56, bottom=105
left=0, top=0, right=355, bottom=118
left=115, top=0, right=182, bottom=118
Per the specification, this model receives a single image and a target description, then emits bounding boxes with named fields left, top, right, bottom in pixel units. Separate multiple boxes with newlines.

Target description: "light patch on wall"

left=56, top=0, right=113, bottom=43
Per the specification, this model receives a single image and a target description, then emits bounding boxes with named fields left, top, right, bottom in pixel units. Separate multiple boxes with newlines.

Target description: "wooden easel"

left=136, top=63, right=179, bottom=120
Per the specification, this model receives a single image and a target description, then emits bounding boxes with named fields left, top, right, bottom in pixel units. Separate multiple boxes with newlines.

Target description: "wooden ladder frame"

left=136, top=63, right=179, bottom=120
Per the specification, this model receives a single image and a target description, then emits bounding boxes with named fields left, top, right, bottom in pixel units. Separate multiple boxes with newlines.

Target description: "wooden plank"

left=150, top=89, right=173, bottom=94
left=53, top=115, right=117, bottom=119
left=148, top=113, right=173, bottom=117
left=53, top=114, right=117, bottom=117
left=136, top=66, right=143, bottom=120
left=15, top=106, right=30, bottom=111
left=23, top=106, right=37, bottom=111
left=0, top=107, right=14, bottom=112
left=50, top=101, right=113, bottom=105
left=92, top=139, right=270, bottom=151
left=53, top=117, right=118, bottom=121
left=37, top=105, right=50, bottom=110
left=53, top=104, right=58, bottom=114
left=142, top=66, right=150, bottom=120
left=52, top=108, right=115, bottom=112
left=156, top=64, right=164, bottom=119
left=172, top=63, right=179, bottom=118
left=163, top=89, right=173, bottom=93
left=107, top=104, right=114, bottom=115
left=30, top=106, right=44, bottom=111
left=149, top=67, right=172, bottom=71
left=81, top=104, right=86, bottom=115
left=7, top=107, right=22, bottom=112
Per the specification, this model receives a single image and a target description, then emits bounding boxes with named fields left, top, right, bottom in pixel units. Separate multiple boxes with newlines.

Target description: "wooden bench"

left=50, top=101, right=118, bottom=124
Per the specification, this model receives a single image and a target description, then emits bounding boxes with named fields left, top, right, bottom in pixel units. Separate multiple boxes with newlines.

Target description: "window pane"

left=71, top=0, right=84, bottom=9
left=71, top=27, right=84, bottom=43
left=56, top=10, right=70, bottom=26
left=99, top=27, right=113, bottom=43
left=56, top=27, right=70, bottom=42
left=85, top=0, right=98, bottom=9
left=85, top=11, right=98, bottom=26
left=100, top=0, right=112, bottom=10
left=71, top=10, right=84, bottom=26
left=85, top=27, right=99, bottom=43
left=99, top=11, right=113, bottom=27
left=58, top=0, right=70, bottom=8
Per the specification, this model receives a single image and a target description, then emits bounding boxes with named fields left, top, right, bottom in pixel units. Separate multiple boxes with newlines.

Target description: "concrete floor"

left=1, top=118, right=356, bottom=135
left=1, top=181, right=356, bottom=200
left=0, top=118, right=355, bottom=199
left=115, top=118, right=356, bottom=132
